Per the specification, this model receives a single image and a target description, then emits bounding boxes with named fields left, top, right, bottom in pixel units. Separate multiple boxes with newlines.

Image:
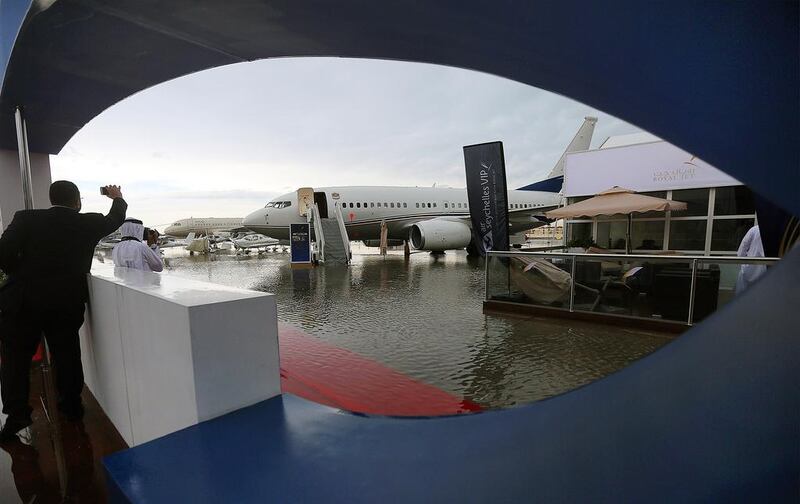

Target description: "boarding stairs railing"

left=314, top=205, right=350, bottom=264
left=332, top=203, right=352, bottom=264
left=307, top=203, right=325, bottom=263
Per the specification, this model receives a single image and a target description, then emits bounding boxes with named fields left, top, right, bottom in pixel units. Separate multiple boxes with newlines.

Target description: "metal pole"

left=484, top=253, right=490, bottom=300
left=687, top=258, right=698, bottom=325
left=626, top=214, right=632, bottom=254
left=14, top=107, right=68, bottom=496
left=14, top=108, right=35, bottom=211
left=569, top=254, right=577, bottom=312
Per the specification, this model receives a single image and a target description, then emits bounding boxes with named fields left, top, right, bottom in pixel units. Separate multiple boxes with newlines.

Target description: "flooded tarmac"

left=161, top=247, right=672, bottom=409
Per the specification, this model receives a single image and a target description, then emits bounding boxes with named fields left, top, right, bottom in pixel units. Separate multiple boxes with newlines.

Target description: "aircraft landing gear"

left=466, top=239, right=480, bottom=257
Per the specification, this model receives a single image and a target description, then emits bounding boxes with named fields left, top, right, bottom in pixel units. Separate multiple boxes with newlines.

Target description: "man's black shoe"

left=0, top=417, right=33, bottom=442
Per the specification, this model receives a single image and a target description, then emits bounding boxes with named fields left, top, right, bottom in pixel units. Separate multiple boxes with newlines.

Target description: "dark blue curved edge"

left=1, top=1, right=798, bottom=215
left=103, top=247, right=800, bottom=503
left=517, top=176, right=564, bottom=193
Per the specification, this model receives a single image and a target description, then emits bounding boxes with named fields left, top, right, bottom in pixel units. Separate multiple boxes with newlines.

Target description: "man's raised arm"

left=95, top=185, right=128, bottom=239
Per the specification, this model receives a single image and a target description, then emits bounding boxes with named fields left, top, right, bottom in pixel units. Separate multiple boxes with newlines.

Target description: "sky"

left=50, top=57, right=642, bottom=229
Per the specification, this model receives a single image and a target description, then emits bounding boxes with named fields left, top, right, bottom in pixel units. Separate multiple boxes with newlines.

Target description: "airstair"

left=308, top=202, right=351, bottom=265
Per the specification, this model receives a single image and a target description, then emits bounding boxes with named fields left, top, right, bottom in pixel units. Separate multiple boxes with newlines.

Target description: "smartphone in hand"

left=100, top=186, right=108, bottom=196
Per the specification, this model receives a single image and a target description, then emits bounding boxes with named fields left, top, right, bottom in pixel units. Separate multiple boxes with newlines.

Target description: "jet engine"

left=409, top=219, right=472, bottom=251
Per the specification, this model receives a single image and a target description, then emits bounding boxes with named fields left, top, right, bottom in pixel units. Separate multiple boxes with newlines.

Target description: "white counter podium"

left=79, top=262, right=280, bottom=446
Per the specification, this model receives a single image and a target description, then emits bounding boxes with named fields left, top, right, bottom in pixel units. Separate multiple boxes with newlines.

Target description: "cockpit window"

left=172, top=223, right=181, bottom=226
left=269, top=201, right=293, bottom=209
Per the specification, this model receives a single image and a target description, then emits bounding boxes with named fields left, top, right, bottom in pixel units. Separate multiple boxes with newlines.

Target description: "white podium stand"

left=79, top=263, right=280, bottom=446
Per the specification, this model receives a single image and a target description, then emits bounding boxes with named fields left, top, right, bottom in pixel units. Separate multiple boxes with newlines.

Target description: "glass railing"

left=485, top=251, right=778, bottom=325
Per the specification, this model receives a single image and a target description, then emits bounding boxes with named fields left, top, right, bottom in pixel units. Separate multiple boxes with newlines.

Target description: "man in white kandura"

left=112, top=218, right=164, bottom=272
left=735, top=224, right=766, bottom=294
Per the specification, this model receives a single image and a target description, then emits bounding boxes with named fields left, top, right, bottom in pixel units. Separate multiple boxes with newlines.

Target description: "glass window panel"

left=596, top=221, right=628, bottom=249
left=567, top=222, right=592, bottom=247
left=714, top=186, right=755, bottom=216
left=711, top=218, right=755, bottom=251
left=669, top=220, right=707, bottom=250
left=671, top=189, right=709, bottom=217
left=631, top=220, right=665, bottom=250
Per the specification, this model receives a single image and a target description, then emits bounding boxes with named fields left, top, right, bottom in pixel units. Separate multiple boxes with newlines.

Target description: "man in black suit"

left=0, top=181, right=126, bottom=440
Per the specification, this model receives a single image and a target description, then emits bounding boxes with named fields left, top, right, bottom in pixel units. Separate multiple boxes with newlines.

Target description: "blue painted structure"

left=290, top=223, right=311, bottom=264
left=518, top=175, right=564, bottom=194
left=105, top=249, right=800, bottom=502
left=0, top=1, right=797, bottom=216
left=1, top=1, right=797, bottom=501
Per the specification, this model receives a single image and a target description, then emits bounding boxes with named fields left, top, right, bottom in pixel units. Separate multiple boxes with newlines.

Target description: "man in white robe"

left=735, top=225, right=766, bottom=294
left=112, top=219, right=164, bottom=272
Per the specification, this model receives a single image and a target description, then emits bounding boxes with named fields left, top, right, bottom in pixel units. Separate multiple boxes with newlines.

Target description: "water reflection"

left=0, top=406, right=101, bottom=503
left=163, top=248, right=670, bottom=408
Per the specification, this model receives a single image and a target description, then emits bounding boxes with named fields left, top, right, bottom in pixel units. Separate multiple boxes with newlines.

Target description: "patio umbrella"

left=545, top=186, right=687, bottom=253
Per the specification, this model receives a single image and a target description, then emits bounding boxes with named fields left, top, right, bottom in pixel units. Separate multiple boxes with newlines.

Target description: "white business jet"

left=232, top=233, right=281, bottom=253
left=164, top=217, right=244, bottom=238
left=242, top=117, right=596, bottom=253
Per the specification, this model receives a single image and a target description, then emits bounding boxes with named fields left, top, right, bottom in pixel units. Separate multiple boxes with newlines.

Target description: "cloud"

left=153, top=189, right=280, bottom=201
left=50, top=57, right=642, bottom=226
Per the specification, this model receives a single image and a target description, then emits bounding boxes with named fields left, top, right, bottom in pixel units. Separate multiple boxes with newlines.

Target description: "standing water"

left=160, top=247, right=671, bottom=409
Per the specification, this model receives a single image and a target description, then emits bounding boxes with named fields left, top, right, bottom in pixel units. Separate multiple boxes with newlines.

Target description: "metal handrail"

left=485, top=250, right=780, bottom=325
left=333, top=203, right=352, bottom=263
left=487, top=250, right=779, bottom=265
left=308, top=203, right=325, bottom=263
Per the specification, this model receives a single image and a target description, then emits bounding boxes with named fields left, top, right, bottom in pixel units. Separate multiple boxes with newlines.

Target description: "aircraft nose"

left=243, top=209, right=265, bottom=229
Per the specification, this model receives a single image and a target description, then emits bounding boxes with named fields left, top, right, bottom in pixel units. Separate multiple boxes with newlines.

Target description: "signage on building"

left=564, top=141, right=743, bottom=197
left=463, top=141, right=509, bottom=255
left=290, top=223, right=311, bottom=264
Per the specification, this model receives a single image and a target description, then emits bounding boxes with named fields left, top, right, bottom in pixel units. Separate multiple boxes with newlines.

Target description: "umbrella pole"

left=626, top=214, right=632, bottom=254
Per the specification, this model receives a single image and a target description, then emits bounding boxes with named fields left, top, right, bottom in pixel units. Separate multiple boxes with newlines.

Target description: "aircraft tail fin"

left=546, top=116, right=597, bottom=179
left=518, top=116, right=597, bottom=192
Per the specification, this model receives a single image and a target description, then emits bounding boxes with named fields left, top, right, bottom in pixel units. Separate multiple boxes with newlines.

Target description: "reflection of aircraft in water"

left=243, top=117, right=597, bottom=252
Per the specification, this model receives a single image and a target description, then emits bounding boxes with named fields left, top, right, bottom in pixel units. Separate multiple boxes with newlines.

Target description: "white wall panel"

left=0, top=148, right=52, bottom=230
left=81, top=278, right=134, bottom=444
left=190, top=297, right=280, bottom=421
left=564, top=141, right=743, bottom=197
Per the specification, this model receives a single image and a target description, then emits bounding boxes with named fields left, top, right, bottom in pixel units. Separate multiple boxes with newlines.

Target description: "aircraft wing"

left=506, top=206, right=558, bottom=234
left=446, top=206, right=558, bottom=234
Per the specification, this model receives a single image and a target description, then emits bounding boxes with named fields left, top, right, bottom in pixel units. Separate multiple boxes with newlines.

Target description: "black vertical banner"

left=463, top=141, right=510, bottom=256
